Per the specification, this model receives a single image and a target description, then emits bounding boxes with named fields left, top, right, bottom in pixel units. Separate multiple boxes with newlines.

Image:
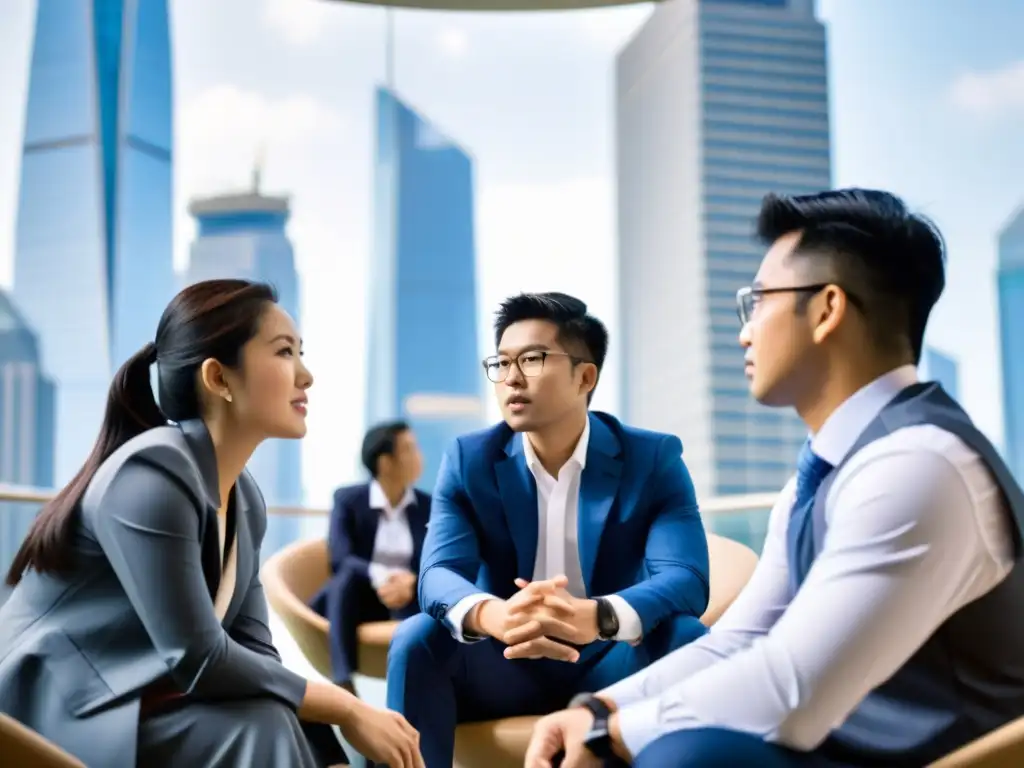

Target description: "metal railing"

left=0, top=483, right=780, bottom=517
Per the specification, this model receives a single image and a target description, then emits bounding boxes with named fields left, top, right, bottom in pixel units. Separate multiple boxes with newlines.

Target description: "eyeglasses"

left=735, top=283, right=863, bottom=326
left=482, top=350, right=591, bottom=383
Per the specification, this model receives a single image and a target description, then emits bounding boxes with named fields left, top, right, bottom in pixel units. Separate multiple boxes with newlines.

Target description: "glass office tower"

left=921, top=345, right=960, bottom=401
left=12, top=0, right=174, bottom=483
left=368, top=87, right=484, bottom=491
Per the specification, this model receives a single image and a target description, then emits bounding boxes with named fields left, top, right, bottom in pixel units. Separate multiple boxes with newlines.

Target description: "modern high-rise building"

left=368, top=87, right=484, bottom=491
left=184, top=168, right=303, bottom=557
left=921, top=345, right=960, bottom=401
left=0, top=289, right=56, bottom=577
left=12, top=0, right=174, bottom=484
left=998, top=204, right=1024, bottom=481
left=616, top=0, right=829, bottom=518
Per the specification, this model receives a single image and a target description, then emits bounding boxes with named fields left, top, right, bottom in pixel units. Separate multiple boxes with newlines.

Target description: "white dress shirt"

left=601, top=365, right=1014, bottom=757
left=367, top=480, right=417, bottom=590
left=446, top=418, right=644, bottom=643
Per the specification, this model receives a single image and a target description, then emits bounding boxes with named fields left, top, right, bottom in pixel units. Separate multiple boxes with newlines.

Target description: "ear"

left=199, top=358, right=233, bottom=403
left=811, top=284, right=849, bottom=344
left=577, top=361, right=599, bottom=398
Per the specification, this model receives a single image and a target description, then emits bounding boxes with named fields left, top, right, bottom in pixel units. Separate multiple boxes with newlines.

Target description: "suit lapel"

left=408, top=495, right=428, bottom=565
left=360, top=487, right=382, bottom=559
left=222, top=488, right=250, bottom=624
left=578, top=415, right=623, bottom=594
left=496, top=433, right=539, bottom=579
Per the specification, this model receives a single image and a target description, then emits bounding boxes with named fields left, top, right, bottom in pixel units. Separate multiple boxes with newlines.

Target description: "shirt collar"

left=523, top=416, right=591, bottom=474
left=811, top=364, right=918, bottom=466
left=369, top=479, right=416, bottom=518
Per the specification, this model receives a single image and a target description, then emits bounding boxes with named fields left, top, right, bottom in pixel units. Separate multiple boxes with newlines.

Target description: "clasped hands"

left=377, top=569, right=416, bottom=610
left=473, top=575, right=601, bottom=662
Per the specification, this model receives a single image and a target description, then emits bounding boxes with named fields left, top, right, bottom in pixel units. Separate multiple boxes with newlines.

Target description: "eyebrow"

left=495, top=343, right=551, bottom=356
left=269, top=334, right=302, bottom=347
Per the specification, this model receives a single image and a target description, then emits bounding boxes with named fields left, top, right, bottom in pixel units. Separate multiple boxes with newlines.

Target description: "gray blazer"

left=0, top=419, right=345, bottom=767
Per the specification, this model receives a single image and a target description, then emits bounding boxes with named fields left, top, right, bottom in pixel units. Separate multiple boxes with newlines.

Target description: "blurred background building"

left=366, top=86, right=485, bottom=491
left=11, top=0, right=174, bottom=484
left=998, top=205, right=1024, bottom=482
left=921, top=345, right=960, bottom=400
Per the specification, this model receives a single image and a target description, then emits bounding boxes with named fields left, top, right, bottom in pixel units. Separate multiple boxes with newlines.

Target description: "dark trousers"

left=630, top=728, right=840, bottom=768
left=309, top=566, right=418, bottom=685
left=386, top=612, right=707, bottom=768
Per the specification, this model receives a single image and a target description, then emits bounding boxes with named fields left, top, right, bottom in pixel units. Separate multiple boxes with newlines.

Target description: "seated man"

left=387, top=292, right=710, bottom=767
left=310, top=420, right=430, bottom=691
left=526, top=190, right=1024, bottom=767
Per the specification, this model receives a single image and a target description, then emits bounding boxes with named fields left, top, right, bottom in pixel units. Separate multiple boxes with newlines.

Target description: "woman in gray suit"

left=0, top=279, right=424, bottom=768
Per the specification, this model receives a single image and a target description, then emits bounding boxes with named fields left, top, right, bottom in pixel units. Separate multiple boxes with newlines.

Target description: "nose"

left=738, top=322, right=752, bottom=348
left=504, top=360, right=526, bottom=387
left=297, top=357, right=314, bottom=390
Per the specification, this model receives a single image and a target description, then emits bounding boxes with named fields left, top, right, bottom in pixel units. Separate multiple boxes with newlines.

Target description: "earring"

left=224, top=392, right=233, bottom=403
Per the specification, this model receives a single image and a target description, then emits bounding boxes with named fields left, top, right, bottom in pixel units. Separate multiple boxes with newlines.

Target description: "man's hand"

left=524, top=707, right=599, bottom=768
left=377, top=570, right=416, bottom=610
left=502, top=577, right=601, bottom=660
left=471, top=576, right=581, bottom=662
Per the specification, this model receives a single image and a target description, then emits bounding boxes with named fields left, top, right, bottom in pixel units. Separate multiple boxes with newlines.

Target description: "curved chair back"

left=928, top=716, right=1024, bottom=767
left=0, top=714, right=86, bottom=768
left=701, top=533, right=759, bottom=626
left=261, top=538, right=333, bottom=679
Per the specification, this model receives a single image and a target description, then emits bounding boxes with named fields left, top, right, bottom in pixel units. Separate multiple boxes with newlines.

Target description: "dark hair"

left=6, top=279, right=278, bottom=585
left=756, top=188, right=946, bottom=363
left=361, top=420, right=411, bottom=478
left=494, top=292, right=609, bottom=403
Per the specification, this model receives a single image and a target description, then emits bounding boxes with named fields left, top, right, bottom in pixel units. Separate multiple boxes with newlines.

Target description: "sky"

left=0, top=0, right=1021, bottom=508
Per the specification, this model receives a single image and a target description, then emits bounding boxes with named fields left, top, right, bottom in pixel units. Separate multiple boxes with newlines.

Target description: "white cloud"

left=436, top=27, right=469, bottom=59
left=262, top=0, right=336, bottom=47
left=949, top=60, right=1024, bottom=116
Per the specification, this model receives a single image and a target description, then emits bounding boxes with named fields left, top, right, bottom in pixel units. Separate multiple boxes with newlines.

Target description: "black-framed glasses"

left=736, top=283, right=862, bottom=326
left=482, top=350, right=591, bottom=383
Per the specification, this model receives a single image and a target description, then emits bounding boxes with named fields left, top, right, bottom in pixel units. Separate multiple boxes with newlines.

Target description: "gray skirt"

left=137, top=698, right=339, bottom=767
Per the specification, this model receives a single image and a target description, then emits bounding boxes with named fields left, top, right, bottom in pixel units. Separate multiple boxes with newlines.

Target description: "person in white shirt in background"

left=526, top=188, right=1024, bottom=768
left=309, top=421, right=431, bottom=693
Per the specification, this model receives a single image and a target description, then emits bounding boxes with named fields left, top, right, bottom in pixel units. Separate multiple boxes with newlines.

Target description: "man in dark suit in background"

left=310, top=421, right=431, bottom=692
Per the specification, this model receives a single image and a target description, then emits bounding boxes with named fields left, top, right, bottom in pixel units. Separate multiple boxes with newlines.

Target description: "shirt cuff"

left=602, top=594, right=643, bottom=643
left=367, top=563, right=391, bottom=590
left=615, top=696, right=667, bottom=759
left=445, top=592, right=497, bottom=643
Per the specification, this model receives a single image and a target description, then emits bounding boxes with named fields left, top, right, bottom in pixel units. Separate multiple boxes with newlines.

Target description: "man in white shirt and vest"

left=525, top=189, right=1024, bottom=767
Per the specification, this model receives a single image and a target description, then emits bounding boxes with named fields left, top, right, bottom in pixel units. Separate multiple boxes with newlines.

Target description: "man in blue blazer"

left=310, top=421, right=430, bottom=691
left=386, top=292, right=710, bottom=766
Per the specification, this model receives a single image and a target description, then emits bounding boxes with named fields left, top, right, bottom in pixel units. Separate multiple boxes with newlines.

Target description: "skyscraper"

left=368, top=87, right=484, bottom=491
left=0, top=289, right=56, bottom=575
left=921, top=345, right=960, bottom=401
left=12, top=0, right=174, bottom=483
left=185, top=168, right=303, bottom=557
left=616, top=0, right=829, bottom=507
left=998, top=204, right=1024, bottom=480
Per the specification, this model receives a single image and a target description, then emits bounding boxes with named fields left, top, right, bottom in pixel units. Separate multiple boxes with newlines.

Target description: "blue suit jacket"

left=419, top=411, right=710, bottom=637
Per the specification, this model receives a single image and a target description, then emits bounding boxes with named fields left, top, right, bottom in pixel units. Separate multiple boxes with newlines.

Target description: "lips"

left=506, top=395, right=530, bottom=407
left=291, top=397, right=308, bottom=414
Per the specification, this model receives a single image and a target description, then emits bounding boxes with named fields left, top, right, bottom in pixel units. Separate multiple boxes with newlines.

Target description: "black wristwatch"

left=595, top=597, right=619, bottom=641
left=568, top=692, right=614, bottom=759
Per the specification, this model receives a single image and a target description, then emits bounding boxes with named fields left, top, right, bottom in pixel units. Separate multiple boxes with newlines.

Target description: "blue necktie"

left=786, top=440, right=834, bottom=592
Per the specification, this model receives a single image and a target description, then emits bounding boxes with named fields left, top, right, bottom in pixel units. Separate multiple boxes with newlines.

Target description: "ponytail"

left=5, top=342, right=167, bottom=585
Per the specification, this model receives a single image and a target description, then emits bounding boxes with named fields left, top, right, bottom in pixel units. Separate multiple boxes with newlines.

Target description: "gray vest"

left=804, top=382, right=1024, bottom=767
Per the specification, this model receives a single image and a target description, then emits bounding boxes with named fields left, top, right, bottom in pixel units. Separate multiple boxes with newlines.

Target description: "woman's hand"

left=339, top=698, right=425, bottom=768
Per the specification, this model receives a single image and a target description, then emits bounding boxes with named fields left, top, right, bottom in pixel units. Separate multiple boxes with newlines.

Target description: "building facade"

left=184, top=172, right=303, bottom=557
left=12, top=0, right=174, bottom=484
left=0, top=290, right=56, bottom=578
left=921, top=345, right=960, bottom=401
left=998, top=205, right=1024, bottom=481
left=616, top=0, right=828, bottom=550
left=368, top=87, right=484, bottom=491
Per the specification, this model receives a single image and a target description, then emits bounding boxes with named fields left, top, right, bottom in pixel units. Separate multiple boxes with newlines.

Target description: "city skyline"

left=9, top=0, right=175, bottom=484
left=0, top=0, right=1021, bottom=505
